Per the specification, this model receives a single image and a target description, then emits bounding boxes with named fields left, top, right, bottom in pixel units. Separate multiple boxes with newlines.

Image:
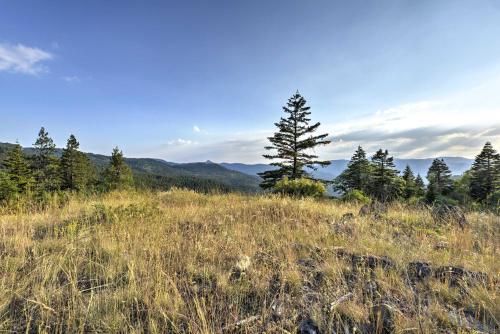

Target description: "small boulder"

left=432, top=204, right=468, bottom=229
left=298, top=318, right=321, bottom=334
left=407, top=261, right=433, bottom=282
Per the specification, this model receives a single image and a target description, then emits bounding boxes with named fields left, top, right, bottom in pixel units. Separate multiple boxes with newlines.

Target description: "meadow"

left=0, top=189, right=498, bottom=333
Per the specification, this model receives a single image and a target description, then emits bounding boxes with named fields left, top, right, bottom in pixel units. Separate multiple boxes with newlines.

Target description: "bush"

left=342, top=189, right=371, bottom=204
left=273, top=177, right=326, bottom=198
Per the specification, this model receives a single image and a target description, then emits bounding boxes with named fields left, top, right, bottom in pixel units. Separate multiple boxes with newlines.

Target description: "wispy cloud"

left=193, top=125, right=201, bottom=133
left=62, top=75, right=80, bottom=83
left=140, top=76, right=500, bottom=163
left=0, top=43, right=53, bottom=75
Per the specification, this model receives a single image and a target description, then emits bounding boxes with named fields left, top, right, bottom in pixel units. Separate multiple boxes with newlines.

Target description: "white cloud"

left=193, top=125, right=201, bottom=132
left=0, top=43, right=53, bottom=75
left=62, top=76, right=80, bottom=83
left=167, top=138, right=197, bottom=146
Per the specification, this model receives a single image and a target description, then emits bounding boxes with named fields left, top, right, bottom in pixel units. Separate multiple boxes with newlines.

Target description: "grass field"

left=0, top=189, right=498, bottom=333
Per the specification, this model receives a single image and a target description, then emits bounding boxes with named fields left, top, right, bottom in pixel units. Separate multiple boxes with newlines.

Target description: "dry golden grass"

left=0, top=189, right=498, bottom=333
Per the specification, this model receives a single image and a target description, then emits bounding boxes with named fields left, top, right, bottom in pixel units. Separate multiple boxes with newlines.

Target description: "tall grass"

left=0, top=189, right=498, bottom=333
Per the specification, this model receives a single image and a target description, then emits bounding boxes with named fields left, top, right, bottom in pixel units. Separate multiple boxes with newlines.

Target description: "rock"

left=370, top=303, right=396, bottom=334
left=333, top=249, right=395, bottom=271
left=407, top=261, right=433, bottom=282
left=296, top=258, right=317, bottom=270
left=298, top=318, right=321, bottom=334
left=434, top=266, right=488, bottom=287
left=432, top=204, right=468, bottom=229
left=351, top=254, right=395, bottom=271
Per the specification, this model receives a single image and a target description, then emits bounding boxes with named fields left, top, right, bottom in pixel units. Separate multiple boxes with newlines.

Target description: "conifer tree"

left=60, top=135, right=94, bottom=191
left=414, top=174, right=426, bottom=197
left=103, top=147, right=133, bottom=190
left=402, top=165, right=416, bottom=199
left=426, top=158, right=453, bottom=201
left=334, top=146, right=371, bottom=193
left=4, top=143, right=33, bottom=193
left=258, top=92, right=331, bottom=189
left=367, top=149, right=401, bottom=202
left=469, top=142, right=499, bottom=202
left=32, top=127, right=60, bottom=192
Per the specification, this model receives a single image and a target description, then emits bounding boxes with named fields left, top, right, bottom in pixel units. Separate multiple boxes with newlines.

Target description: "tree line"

left=0, top=127, right=133, bottom=201
left=259, top=92, right=500, bottom=207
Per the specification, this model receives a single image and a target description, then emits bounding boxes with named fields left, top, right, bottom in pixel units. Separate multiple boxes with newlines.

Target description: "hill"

left=222, top=157, right=474, bottom=181
left=0, top=189, right=497, bottom=332
left=0, top=143, right=261, bottom=193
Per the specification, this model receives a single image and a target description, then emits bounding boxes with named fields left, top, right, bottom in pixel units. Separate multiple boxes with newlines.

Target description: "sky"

left=1, top=0, right=500, bottom=163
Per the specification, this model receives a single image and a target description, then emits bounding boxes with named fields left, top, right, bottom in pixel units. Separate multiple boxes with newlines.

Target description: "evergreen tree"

left=103, top=147, right=133, bottom=190
left=32, top=127, right=60, bottom=192
left=426, top=158, right=453, bottom=201
left=414, top=174, right=426, bottom=197
left=4, top=143, right=33, bottom=193
left=401, top=165, right=416, bottom=199
left=60, top=135, right=94, bottom=191
left=0, top=171, right=17, bottom=201
left=258, top=92, right=331, bottom=189
left=367, top=149, right=401, bottom=202
left=469, top=142, right=499, bottom=202
left=333, top=146, right=371, bottom=194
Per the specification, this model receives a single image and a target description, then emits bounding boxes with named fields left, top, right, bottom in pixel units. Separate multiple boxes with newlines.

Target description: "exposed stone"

left=432, top=204, right=468, bottom=229
left=369, top=303, right=396, bottom=334
left=407, top=261, right=433, bottom=282
left=298, top=318, right=321, bottom=334
left=434, top=266, right=488, bottom=287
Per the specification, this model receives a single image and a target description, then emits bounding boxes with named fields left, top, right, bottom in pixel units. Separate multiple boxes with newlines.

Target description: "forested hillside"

left=0, top=142, right=261, bottom=193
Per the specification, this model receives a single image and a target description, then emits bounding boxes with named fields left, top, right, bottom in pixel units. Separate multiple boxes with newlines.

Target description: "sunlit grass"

left=0, top=189, right=498, bottom=332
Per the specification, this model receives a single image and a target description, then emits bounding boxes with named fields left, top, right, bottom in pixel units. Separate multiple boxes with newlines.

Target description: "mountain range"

left=221, top=157, right=474, bottom=182
left=0, top=142, right=474, bottom=192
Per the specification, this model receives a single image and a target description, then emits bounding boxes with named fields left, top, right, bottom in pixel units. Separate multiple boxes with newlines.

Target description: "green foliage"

left=414, top=174, right=426, bottom=197
left=469, top=142, right=499, bottom=203
left=134, top=173, right=234, bottom=193
left=259, top=92, right=331, bottom=189
left=341, top=189, right=371, bottom=204
left=102, top=147, right=134, bottom=190
left=3, top=143, right=33, bottom=193
left=32, top=127, right=60, bottom=193
left=334, top=146, right=371, bottom=194
left=426, top=158, right=453, bottom=202
left=60, top=135, right=95, bottom=191
left=0, top=170, right=17, bottom=201
left=273, top=177, right=326, bottom=197
left=367, top=149, right=402, bottom=202
left=402, top=165, right=417, bottom=199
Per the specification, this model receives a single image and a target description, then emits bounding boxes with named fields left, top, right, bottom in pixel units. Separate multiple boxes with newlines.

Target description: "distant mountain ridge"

left=221, top=157, right=474, bottom=181
left=0, top=143, right=261, bottom=193
left=0, top=142, right=474, bottom=191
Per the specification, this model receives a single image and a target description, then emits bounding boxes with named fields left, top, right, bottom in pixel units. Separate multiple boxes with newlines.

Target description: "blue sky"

left=1, top=0, right=499, bottom=162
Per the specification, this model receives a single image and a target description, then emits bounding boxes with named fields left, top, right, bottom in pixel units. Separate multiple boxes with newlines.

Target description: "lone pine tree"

left=469, top=142, right=499, bottom=202
left=258, top=92, right=331, bottom=189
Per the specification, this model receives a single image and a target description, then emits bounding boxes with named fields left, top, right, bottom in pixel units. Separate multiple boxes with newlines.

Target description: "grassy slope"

left=0, top=190, right=498, bottom=333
